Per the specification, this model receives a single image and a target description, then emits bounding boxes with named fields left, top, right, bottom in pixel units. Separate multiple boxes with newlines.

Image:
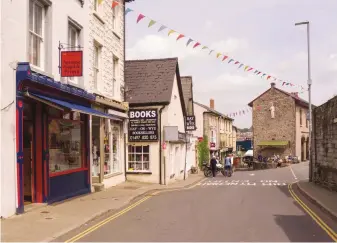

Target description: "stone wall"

left=311, top=96, right=337, bottom=191
left=89, top=0, right=124, bottom=100
left=252, top=86, right=296, bottom=158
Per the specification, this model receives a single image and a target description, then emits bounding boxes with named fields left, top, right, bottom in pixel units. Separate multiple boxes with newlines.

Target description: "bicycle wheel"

left=204, top=168, right=213, bottom=177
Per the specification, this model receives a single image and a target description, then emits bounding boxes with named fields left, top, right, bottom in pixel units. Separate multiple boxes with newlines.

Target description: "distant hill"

left=237, top=127, right=252, bottom=133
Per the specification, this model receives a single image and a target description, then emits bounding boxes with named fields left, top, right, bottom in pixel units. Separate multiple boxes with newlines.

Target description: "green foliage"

left=197, top=135, right=210, bottom=168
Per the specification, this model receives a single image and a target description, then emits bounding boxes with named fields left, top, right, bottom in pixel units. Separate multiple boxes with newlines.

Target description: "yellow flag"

left=168, top=30, right=176, bottom=36
left=216, top=53, right=221, bottom=58
left=148, top=20, right=156, bottom=28
left=98, top=0, right=103, bottom=4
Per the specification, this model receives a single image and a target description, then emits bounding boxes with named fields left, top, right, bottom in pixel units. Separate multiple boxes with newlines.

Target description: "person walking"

left=210, top=155, right=217, bottom=177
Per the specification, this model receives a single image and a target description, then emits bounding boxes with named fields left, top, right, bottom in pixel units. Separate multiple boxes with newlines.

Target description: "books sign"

left=128, top=109, right=158, bottom=142
left=61, top=51, right=83, bottom=77
left=185, top=116, right=196, bottom=131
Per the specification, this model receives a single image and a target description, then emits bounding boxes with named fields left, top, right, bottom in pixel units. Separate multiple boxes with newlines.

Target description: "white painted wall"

left=193, top=103, right=207, bottom=138
left=0, top=0, right=90, bottom=218
left=295, top=106, right=309, bottom=159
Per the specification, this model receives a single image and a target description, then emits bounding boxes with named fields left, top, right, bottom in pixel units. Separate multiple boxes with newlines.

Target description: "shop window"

left=48, top=119, right=84, bottom=173
left=104, top=121, right=122, bottom=175
left=128, top=145, right=150, bottom=171
left=93, top=41, right=102, bottom=91
left=67, top=20, right=81, bottom=83
left=112, top=56, right=118, bottom=98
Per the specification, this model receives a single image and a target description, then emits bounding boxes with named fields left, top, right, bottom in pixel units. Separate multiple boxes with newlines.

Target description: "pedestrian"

left=210, top=155, right=217, bottom=177
left=225, top=155, right=231, bottom=175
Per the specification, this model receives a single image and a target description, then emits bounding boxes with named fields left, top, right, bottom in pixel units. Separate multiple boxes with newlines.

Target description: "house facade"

left=232, top=126, right=237, bottom=152
left=88, top=0, right=128, bottom=191
left=249, top=82, right=310, bottom=161
left=194, top=99, right=234, bottom=160
left=124, top=58, right=188, bottom=184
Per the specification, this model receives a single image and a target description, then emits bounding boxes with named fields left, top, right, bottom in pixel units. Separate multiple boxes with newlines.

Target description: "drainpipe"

left=159, top=105, right=166, bottom=184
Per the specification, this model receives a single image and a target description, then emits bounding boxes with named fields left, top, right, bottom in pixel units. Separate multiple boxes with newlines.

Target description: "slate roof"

left=194, top=101, right=233, bottom=121
left=248, top=83, right=311, bottom=108
left=181, top=76, right=194, bottom=115
left=125, top=58, right=186, bottom=115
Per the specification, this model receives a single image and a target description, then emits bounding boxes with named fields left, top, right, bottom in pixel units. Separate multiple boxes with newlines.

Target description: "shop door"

left=23, top=120, right=34, bottom=203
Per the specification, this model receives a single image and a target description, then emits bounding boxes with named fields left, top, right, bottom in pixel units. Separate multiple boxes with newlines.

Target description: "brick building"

left=311, top=96, right=337, bottom=191
left=248, top=82, right=311, bottom=160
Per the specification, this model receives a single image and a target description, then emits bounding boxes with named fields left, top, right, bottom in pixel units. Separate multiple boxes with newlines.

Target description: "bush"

left=197, top=135, right=210, bottom=168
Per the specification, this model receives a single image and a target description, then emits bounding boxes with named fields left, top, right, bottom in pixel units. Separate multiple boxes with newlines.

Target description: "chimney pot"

left=210, top=99, right=215, bottom=109
left=271, top=82, right=276, bottom=88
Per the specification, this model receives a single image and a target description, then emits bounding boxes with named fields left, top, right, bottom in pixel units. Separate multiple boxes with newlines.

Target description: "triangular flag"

left=254, top=70, right=258, bottom=74
left=238, top=64, right=244, bottom=69
left=222, top=55, right=228, bottom=61
left=216, top=53, right=221, bottom=58
left=257, top=71, right=261, bottom=75
left=209, top=50, right=214, bottom=55
left=176, top=34, right=185, bottom=41
left=193, top=42, right=200, bottom=48
left=273, top=77, right=277, bottom=81
left=244, top=66, right=249, bottom=71
left=234, top=61, right=240, bottom=64
left=267, top=75, right=271, bottom=80
left=148, top=20, right=156, bottom=28
left=98, top=0, right=104, bottom=4
left=158, top=25, right=167, bottom=32
left=136, top=14, right=145, bottom=23
left=202, top=46, right=208, bottom=50
left=247, top=67, right=253, bottom=72
left=243, top=110, right=245, bottom=114
left=186, top=38, right=193, bottom=46
left=112, top=0, right=119, bottom=8
left=228, top=59, right=234, bottom=64
left=282, top=82, right=286, bottom=86
left=262, top=74, right=266, bottom=78
left=125, top=8, right=133, bottom=15
left=168, top=30, right=176, bottom=36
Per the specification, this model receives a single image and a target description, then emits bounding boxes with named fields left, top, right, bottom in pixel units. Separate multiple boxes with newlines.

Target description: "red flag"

left=136, top=14, right=145, bottom=23
left=267, top=75, right=271, bottom=80
left=257, top=71, right=261, bottom=75
left=247, top=67, right=253, bottom=72
left=193, top=42, right=200, bottom=48
left=176, top=34, right=185, bottom=41
left=222, top=55, right=228, bottom=61
left=234, top=61, right=240, bottom=64
left=112, top=1, right=119, bottom=8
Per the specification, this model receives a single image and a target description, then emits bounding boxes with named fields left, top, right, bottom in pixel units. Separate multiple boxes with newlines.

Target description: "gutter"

left=159, top=105, right=166, bottom=184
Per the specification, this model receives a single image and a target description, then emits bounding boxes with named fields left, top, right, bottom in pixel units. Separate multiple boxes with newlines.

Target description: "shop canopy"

left=25, top=92, right=122, bottom=120
left=257, top=140, right=288, bottom=146
left=243, top=149, right=253, bottom=157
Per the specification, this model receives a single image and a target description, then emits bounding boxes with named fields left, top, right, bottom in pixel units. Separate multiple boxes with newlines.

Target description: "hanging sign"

left=128, top=109, right=158, bottom=142
left=61, top=51, right=83, bottom=77
left=185, top=116, right=196, bottom=131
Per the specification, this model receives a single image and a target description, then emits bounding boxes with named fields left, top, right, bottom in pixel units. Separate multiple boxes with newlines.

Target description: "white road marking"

left=249, top=173, right=255, bottom=176
left=289, top=165, right=298, bottom=180
left=200, top=179, right=287, bottom=187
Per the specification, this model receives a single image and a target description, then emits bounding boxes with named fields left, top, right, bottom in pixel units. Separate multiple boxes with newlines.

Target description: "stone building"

left=248, top=82, right=311, bottom=160
left=194, top=99, right=234, bottom=160
left=311, top=96, right=337, bottom=191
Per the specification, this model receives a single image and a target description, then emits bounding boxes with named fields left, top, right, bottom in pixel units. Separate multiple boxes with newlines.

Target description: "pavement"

left=52, top=161, right=337, bottom=242
left=0, top=173, right=203, bottom=242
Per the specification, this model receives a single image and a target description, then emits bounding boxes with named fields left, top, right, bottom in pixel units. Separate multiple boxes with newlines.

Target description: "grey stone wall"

left=252, top=87, right=296, bottom=158
left=311, top=96, right=337, bottom=191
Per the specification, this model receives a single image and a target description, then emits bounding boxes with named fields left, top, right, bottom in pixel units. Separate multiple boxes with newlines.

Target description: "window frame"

left=112, top=55, right=119, bottom=97
left=29, top=0, right=45, bottom=69
left=300, top=108, right=303, bottom=126
left=128, top=145, right=150, bottom=172
left=67, top=21, right=81, bottom=82
left=93, top=41, right=102, bottom=91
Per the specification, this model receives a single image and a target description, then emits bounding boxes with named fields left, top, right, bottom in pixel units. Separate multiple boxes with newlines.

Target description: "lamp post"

left=295, top=21, right=312, bottom=181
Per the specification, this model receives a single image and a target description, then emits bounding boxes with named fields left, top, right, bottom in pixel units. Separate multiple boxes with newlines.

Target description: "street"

left=55, top=162, right=337, bottom=242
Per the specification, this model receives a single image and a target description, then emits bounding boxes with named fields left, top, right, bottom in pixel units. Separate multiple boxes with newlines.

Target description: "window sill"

left=93, top=11, right=105, bottom=25
left=104, top=172, right=123, bottom=179
left=50, top=167, right=88, bottom=177
left=126, top=171, right=152, bottom=175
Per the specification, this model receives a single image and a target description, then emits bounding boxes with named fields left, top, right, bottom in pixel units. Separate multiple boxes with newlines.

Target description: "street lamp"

left=295, top=21, right=312, bottom=181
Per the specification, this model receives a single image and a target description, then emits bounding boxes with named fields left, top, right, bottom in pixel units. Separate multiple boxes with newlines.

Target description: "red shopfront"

left=16, top=63, right=114, bottom=213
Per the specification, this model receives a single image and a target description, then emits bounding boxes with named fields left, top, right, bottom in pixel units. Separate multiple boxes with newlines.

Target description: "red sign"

left=61, top=51, right=83, bottom=77
left=162, top=142, right=167, bottom=150
left=210, top=142, right=216, bottom=148
left=198, top=137, right=203, bottom=142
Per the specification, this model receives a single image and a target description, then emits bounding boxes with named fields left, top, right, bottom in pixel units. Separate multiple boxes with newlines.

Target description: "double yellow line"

left=65, top=178, right=206, bottom=242
left=288, top=183, right=337, bottom=242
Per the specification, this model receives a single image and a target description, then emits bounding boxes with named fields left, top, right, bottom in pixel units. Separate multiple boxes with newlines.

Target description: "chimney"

left=210, top=99, right=215, bottom=109
left=271, top=82, right=276, bottom=88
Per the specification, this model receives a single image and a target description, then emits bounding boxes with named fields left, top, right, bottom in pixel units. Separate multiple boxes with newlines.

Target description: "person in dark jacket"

left=210, top=155, right=217, bottom=177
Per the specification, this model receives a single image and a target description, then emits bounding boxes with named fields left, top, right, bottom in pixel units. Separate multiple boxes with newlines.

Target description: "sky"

left=125, top=0, right=337, bottom=128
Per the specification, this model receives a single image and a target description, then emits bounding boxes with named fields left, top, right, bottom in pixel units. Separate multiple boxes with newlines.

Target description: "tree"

left=197, top=135, right=210, bottom=168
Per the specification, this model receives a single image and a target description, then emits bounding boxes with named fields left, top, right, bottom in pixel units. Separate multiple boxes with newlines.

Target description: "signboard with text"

left=61, top=51, right=83, bottom=77
left=128, top=109, right=158, bottom=142
left=185, top=116, right=196, bottom=131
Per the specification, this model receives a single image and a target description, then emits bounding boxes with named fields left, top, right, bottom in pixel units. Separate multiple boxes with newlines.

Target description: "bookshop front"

left=15, top=63, right=115, bottom=213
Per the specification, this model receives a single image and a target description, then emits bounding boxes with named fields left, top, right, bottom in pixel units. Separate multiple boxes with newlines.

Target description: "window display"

left=104, top=121, right=121, bottom=175
left=49, top=119, right=83, bottom=173
left=92, top=116, right=101, bottom=177
left=128, top=145, right=150, bottom=171
left=104, top=119, right=111, bottom=175
left=112, top=124, right=120, bottom=173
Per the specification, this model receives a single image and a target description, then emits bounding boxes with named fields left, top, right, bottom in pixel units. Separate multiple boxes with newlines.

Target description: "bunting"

left=112, top=0, right=305, bottom=92
left=98, top=0, right=104, bottom=4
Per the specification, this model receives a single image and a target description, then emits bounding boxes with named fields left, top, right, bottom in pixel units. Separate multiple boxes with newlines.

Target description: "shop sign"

left=210, top=142, right=216, bottom=148
left=185, top=116, right=196, bottom=131
left=61, top=51, right=83, bottom=77
left=128, top=109, right=158, bottom=142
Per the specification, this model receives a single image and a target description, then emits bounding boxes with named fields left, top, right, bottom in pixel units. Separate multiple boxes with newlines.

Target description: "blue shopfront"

left=15, top=63, right=115, bottom=213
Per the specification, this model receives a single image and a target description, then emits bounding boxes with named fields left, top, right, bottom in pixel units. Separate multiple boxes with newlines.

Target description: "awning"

left=25, top=92, right=121, bottom=120
left=257, top=140, right=288, bottom=146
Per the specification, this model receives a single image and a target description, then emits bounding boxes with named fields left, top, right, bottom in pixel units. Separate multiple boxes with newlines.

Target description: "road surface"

left=56, top=162, right=337, bottom=242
